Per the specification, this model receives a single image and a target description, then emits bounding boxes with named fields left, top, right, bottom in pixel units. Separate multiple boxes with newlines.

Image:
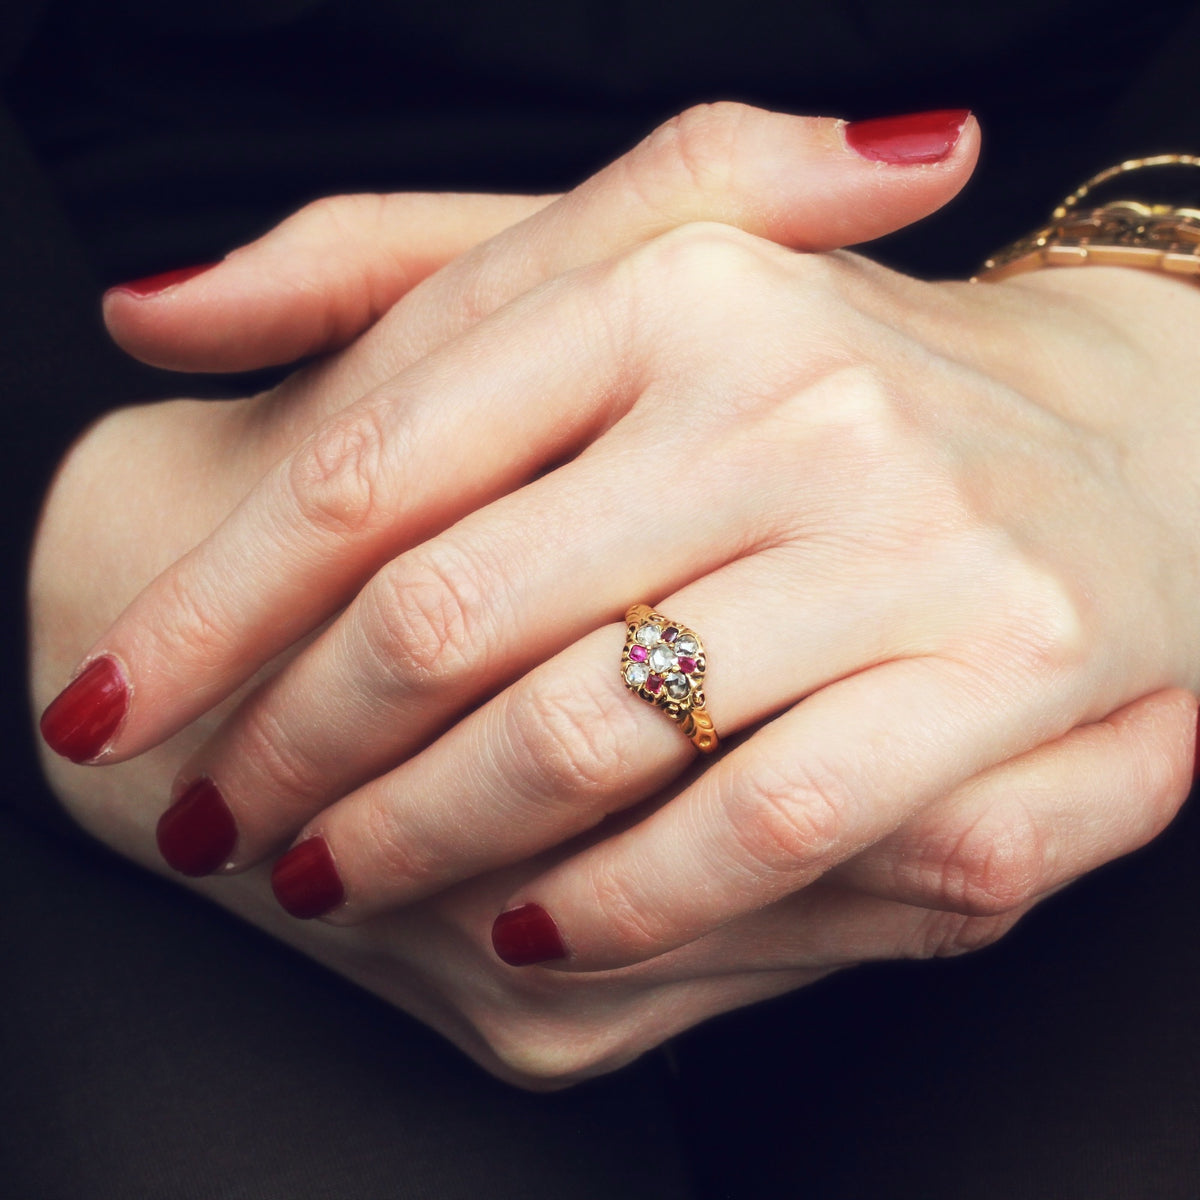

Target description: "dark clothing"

left=3, top=3, right=1200, bottom=1196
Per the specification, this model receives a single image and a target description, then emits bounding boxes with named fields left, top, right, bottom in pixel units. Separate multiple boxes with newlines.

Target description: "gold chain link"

left=976, top=155, right=1200, bottom=282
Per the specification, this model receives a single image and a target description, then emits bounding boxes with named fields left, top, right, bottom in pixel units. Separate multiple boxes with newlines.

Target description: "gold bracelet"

left=975, top=155, right=1200, bottom=283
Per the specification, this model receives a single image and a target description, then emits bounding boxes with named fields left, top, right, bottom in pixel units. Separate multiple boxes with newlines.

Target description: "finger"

left=487, top=649, right=1098, bottom=971
left=103, top=192, right=554, bottom=372
left=830, top=687, right=1197, bottom=914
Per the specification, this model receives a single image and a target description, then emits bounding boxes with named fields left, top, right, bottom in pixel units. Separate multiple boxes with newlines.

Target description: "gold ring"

left=621, top=604, right=718, bottom=753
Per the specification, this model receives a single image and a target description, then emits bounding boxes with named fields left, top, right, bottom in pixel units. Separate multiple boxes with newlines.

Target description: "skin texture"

left=30, top=104, right=1199, bottom=1087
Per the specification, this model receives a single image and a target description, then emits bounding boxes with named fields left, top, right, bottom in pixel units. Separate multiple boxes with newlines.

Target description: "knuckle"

left=228, top=703, right=322, bottom=810
left=152, top=567, right=236, bottom=668
left=729, top=759, right=853, bottom=879
left=619, top=222, right=779, bottom=339
left=356, top=785, right=441, bottom=887
left=504, top=681, right=634, bottom=810
left=289, top=193, right=384, bottom=244
left=634, top=220, right=767, bottom=295
left=362, top=546, right=487, bottom=689
left=815, top=362, right=903, bottom=442
left=914, top=909, right=1021, bottom=959
left=652, top=101, right=754, bottom=195
left=999, top=561, right=1091, bottom=679
left=287, top=405, right=390, bottom=538
left=922, top=805, right=1046, bottom=916
left=587, top=860, right=672, bottom=958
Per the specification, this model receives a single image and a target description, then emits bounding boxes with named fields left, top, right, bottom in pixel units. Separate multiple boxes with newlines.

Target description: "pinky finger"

left=832, top=687, right=1198, bottom=916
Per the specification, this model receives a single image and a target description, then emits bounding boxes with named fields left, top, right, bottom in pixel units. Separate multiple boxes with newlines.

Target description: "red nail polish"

left=107, top=262, right=218, bottom=299
left=157, top=778, right=238, bottom=877
left=845, top=109, right=970, bottom=164
left=271, top=837, right=345, bottom=919
left=492, top=904, right=567, bottom=966
left=39, top=656, right=129, bottom=763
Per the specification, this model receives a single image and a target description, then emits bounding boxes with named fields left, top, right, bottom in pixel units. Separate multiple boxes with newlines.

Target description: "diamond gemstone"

left=625, top=662, right=650, bottom=687
left=649, top=644, right=677, bottom=672
left=675, top=635, right=699, bottom=656
left=665, top=672, right=690, bottom=699
left=635, top=624, right=661, bottom=647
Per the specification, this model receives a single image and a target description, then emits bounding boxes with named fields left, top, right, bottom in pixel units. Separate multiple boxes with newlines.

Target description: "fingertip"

left=271, top=836, right=346, bottom=920
left=39, top=654, right=131, bottom=764
left=102, top=259, right=237, bottom=371
left=157, top=777, right=238, bottom=877
left=711, top=105, right=980, bottom=252
left=492, top=903, right=569, bottom=967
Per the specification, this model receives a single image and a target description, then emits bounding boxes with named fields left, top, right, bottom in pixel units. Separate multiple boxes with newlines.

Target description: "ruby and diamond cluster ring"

left=621, top=604, right=718, bottom=753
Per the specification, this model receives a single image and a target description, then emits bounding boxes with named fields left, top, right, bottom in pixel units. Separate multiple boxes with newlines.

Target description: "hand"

left=33, top=105, right=1052, bottom=1085
left=42, top=106, right=1197, bottom=960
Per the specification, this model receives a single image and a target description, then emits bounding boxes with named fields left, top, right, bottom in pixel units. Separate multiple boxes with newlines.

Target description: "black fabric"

left=677, top=781, right=1200, bottom=1199
left=3, top=3, right=1200, bottom=1196
left=0, top=807, right=693, bottom=1200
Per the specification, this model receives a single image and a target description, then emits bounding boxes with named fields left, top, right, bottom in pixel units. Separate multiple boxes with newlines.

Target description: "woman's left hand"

left=43, top=224, right=1200, bottom=973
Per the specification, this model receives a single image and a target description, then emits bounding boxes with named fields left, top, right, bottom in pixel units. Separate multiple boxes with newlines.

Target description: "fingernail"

left=492, top=904, right=567, bottom=966
left=157, top=778, right=238, bottom=877
left=39, top=656, right=129, bottom=763
left=271, top=837, right=345, bottom=919
left=845, top=109, right=970, bottom=164
left=107, top=262, right=218, bottom=299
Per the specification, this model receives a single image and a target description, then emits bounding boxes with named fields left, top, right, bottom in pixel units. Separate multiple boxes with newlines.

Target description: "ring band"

left=621, top=604, right=718, bottom=753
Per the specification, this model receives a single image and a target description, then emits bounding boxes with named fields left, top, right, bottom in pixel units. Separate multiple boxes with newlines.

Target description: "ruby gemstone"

left=677, top=657, right=697, bottom=674
left=646, top=674, right=663, bottom=693
left=629, top=644, right=648, bottom=663
left=662, top=627, right=679, bottom=643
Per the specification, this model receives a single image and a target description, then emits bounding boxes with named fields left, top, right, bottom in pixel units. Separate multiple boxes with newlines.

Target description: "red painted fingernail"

left=492, top=904, right=567, bottom=966
left=845, top=109, right=970, bottom=164
left=157, top=778, right=238, bottom=877
left=107, top=262, right=218, bottom=299
left=271, top=837, right=345, bottom=919
left=39, top=656, right=129, bottom=763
